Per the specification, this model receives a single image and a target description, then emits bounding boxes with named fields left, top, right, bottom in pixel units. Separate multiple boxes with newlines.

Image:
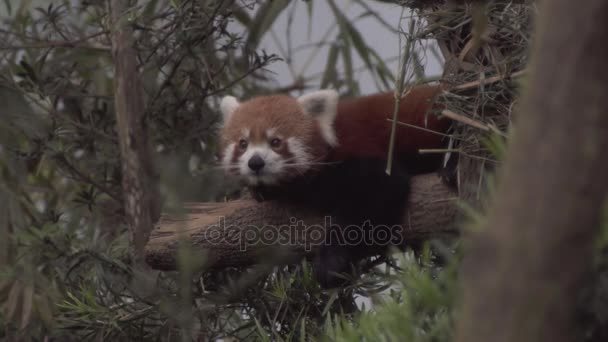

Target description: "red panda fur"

left=332, top=84, right=448, bottom=173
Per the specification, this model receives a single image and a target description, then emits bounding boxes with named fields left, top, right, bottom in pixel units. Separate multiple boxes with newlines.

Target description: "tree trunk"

left=456, top=1, right=608, bottom=342
left=110, top=1, right=160, bottom=263
left=144, top=174, right=458, bottom=271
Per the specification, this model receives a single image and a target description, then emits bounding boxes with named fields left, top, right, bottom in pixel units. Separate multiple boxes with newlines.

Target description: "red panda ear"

left=297, top=90, right=339, bottom=146
left=220, top=96, right=239, bottom=122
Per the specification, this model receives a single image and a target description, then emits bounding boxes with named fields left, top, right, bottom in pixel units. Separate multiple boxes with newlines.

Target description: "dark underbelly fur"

left=251, top=158, right=411, bottom=288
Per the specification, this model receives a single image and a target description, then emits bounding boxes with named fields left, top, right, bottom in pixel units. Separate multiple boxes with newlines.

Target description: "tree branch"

left=144, top=174, right=458, bottom=271
left=111, top=1, right=161, bottom=262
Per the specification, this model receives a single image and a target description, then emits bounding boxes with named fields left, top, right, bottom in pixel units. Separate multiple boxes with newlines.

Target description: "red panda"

left=218, top=86, right=450, bottom=287
left=219, top=84, right=449, bottom=186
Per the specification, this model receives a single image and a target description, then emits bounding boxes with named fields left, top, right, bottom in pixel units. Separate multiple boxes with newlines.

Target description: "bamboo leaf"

left=245, top=0, right=290, bottom=50
left=412, top=51, right=425, bottom=80
left=254, top=318, right=272, bottom=342
left=4, top=280, right=22, bottom=321
left=369, top=49, right=396, bottom=90
left=34, top=294, right=54, bottom=328
left=328, top=0, right=373, bottom=68
left=352, top=0, right=400, bottom=33
left=3, top=0, right=12, bottom=16
left=299, top=317, right=307, bottom=342
left=0, top=279, right=10, bottom=297
left=329, top=0, right=383, bottom=91
left=320, top=43, right=340, bottom=89
left=305, top=0, right=313, bottom=40
left=429, top=43, right=445, bottom=65
left=16, top=0, right=31, bottom=18
left=141, top=0, right=159, bottom=20
left=19, top=59, right=38, bottom=83
left=321, top=291, right=338, bottom=317
left=341, top=39, right=359, bottom=96
left=470, top=3, right=489, bottom=56
left=20, top=284, right=34, bottom=329
left=232, top=7, right=252, bottom=26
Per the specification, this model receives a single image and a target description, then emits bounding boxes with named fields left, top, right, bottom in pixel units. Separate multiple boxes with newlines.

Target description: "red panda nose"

left=248, top=154, right=265, bottom=172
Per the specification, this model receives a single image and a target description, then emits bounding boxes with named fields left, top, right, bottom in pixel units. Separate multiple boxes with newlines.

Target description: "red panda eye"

left=238, top=139, right=248, bottom=149
left=270, top=138, right=281, bottom=148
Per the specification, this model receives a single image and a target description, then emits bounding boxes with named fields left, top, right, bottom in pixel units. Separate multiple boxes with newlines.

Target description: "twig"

left=441, top=109, right=490, bottom=131
left=387, top=17, right=417, bottom=175
left=53, top=154, right=122, bottom=203
left=451, top=69, right=525, bottom=91
left=0, top=30, right=110, bottom=51
left=418, top=148, right=499, bottom=164
left=418, top=148, right=460, bottom=154
left=386, top=118, right=455, bottom=139
left=0, top=42, right=110, bottom=51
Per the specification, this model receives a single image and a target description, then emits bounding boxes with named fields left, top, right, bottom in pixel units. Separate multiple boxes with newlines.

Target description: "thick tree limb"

left=110, top=1, right=161, bottom=262
left=456, top=1, right=608, bottom=342
left=145, top=174, right=458, bottom=271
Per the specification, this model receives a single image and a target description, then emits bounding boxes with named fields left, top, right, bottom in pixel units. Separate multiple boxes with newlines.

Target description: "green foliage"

left=0, top=0, right=457, bottom=340
left=325, top=247, right=458, bottom=342
left=481, top=132, right=508, bottom=162
left=0, top=0, right=277, bottom=339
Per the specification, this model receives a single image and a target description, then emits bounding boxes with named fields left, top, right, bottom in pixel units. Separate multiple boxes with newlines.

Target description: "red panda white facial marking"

left=219, top=90, right=338, bottom=185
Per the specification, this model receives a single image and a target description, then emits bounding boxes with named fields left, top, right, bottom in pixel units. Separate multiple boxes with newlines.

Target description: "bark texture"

left=145, top=174, right=458, bottom=271
left=110, top=1, right=160, bottom=262
left=456, top=1, right=608, bottom=342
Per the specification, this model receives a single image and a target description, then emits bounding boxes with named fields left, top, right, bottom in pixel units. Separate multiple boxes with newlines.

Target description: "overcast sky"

left=249, top=0, right=443, bottom=95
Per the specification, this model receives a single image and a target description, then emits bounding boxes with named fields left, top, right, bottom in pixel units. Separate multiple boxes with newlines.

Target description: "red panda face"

left=219, top=90, right=338, bottom=185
